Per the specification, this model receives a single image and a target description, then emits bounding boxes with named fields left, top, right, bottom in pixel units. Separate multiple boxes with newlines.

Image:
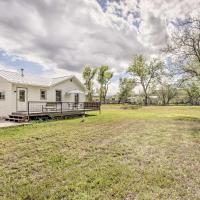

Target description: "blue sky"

left=0, top=49, right=44, bottom=75
left=0, top=0, right=199, bottom=94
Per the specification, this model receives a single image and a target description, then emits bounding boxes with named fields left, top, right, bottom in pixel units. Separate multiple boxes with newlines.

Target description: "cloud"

left=105, top=0, right=200, bottom=52
left=0, top=0, right=199, bottom=95
left=0, top=62, right=16, bottom=72
left=0, top=0, right=146, bottom=74
left=138, top=0, right=200, bottom=51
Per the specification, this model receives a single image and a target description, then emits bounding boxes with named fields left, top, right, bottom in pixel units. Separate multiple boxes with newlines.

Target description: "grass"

left=0, top=105, right=200, bottom=200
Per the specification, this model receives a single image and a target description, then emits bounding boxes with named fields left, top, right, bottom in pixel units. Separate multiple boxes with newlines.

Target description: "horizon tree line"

left=82, top=16, right=200, bottom=106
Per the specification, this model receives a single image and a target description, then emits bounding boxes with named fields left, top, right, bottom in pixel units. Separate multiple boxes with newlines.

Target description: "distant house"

left=0, top=69, right=86, bottom=118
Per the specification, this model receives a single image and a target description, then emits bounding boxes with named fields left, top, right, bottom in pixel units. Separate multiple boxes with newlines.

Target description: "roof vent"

left=21, top=68, right=24, bottom=77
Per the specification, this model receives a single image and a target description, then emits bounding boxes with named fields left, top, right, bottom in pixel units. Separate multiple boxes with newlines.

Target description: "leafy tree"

left=186, top=82, right=200, bottom=105
left=82, top=66, right=97, bottom=101
left=118, top=78, right=135, bottom=103
left=157, top=83, right=178, bottom=105
left=97, top=66, right=113, bottom=103
left=128, top=55, right=163, bottom=105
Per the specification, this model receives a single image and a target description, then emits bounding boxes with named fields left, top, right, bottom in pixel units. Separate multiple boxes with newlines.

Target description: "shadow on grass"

left=173, top=116, right=200, bottom=122
left=85, top=114, right=97, bottom=117
left=120, top=105, right=142, bottom=110
left=190, top=128, right=200, bottom=138
left=173, top=116, right=200, bottom=138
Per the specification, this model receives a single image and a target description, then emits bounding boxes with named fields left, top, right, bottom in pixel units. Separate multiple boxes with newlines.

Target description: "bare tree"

left=164, top=16, right=200, bottom=77
left=157, top=83, right=178, bottom=105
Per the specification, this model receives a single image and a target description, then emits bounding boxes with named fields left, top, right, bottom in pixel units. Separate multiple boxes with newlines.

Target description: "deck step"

left=12, top=112, right=28, bottom=116
left=6, top=114, right=28, bottom=123
left=5, top=118, right=28, bottom=123
left=9, top=115, right=27, bottom=119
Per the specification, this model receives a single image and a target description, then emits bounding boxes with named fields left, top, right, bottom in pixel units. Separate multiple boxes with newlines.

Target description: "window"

left=40, top=90, right=47, bottom=100
left=75, top=93, right=79, bottom=104
left=19, top=90, right=25, bottom=102
left=0, top=91, right=5, bottom=100
left=56, top=90, right=62, bottom=102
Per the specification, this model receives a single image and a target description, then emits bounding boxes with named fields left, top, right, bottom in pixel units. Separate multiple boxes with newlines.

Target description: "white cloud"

left=0, top=62, right=16, bottom=72
left=0, top=0, right=146, bottom=74
left=0, top=0, right=199, bottom=95
left=139, top=0, right=199, bottom=49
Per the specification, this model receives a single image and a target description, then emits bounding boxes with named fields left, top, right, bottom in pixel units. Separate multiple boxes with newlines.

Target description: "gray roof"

left=0, top=70, right=74, bottom=87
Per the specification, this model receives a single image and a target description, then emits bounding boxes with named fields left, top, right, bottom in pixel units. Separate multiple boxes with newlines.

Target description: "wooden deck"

left=6, top=102, right=101, bottom=122
left=13, top=108, right=96, bottom=116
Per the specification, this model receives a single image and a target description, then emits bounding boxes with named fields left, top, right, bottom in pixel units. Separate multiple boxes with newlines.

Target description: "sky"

left=0, top=0, right=199, bottom=95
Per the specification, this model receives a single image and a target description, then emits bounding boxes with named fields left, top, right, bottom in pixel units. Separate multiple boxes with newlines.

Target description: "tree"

left=118, top=78, right=135, bottom=103
left=157, top=83, right=178, bottom=105
left=97, top=66, right=113, bottom=103
left=186, top=82, right=200, bottom=105
left=128, top=55, right=163, bottom=105
left=156, top=67, right=178, bottom=105
left=82, top=66, right=97, bottom=101
left=164, top=16, right=200, bottom=78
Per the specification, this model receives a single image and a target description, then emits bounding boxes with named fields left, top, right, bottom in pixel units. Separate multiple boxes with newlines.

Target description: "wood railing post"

left=28, top=101, right=30, bottom=121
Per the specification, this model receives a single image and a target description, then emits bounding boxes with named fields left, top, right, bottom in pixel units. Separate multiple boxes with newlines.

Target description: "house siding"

left=0, top=77, right=85, bottom=117
left=0, top=77, right=13, bottom=118
left=49, top=79, right=85, bottom=102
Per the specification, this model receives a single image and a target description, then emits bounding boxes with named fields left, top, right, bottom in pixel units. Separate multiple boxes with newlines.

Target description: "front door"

left=17, top=88, right=28, bottom=112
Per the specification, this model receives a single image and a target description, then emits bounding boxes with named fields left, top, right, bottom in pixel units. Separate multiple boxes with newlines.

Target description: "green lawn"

left=0, top=105, right=200, bottom=200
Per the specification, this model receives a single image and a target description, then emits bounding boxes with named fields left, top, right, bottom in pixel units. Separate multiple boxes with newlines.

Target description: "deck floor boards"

left=12, top=108, right=99, bottom=117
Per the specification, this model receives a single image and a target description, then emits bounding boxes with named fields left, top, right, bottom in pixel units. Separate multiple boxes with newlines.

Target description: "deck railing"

left=27, top=101, right=101, bottom=116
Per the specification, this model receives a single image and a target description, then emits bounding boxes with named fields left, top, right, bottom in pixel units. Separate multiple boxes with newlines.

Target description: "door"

left=17, top=88, right=28, bottom=112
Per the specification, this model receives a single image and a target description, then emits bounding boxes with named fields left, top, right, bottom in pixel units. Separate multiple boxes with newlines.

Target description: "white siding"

left=12, top=78, right=85, bottom=102
left=0, top=77, right=13, bottom=118
left=49, top=79, right=85, bottom=102
left=0, top=76, right=85, bottom=117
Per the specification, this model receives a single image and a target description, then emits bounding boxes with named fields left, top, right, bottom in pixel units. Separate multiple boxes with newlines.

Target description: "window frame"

left=40, top=89, right=47, bottom=100
left=74, top=93, right=79, bottom=104
left=56, top=90, right=62, bottom=102
left=0, top=91, right=5, bottom=100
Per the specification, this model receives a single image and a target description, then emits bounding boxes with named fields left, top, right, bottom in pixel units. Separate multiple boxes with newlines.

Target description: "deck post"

left=61, top=102, right=63, bottom=115
left=27, top=101, right=30, bottom=121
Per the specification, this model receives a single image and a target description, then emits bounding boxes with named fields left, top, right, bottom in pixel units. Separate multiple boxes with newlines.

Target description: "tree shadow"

left=85, top=114, right=98, bottom=117
left=173, top=116, right=200, bottom=138
left=173, top=116, right=200, bottom=123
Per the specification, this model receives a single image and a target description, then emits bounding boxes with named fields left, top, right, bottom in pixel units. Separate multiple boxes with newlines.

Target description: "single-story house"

left=0, top=69, right=86, bottom=118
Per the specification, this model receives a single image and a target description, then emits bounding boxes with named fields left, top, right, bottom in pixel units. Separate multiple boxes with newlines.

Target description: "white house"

left=0, top=69, right=86, bottom=118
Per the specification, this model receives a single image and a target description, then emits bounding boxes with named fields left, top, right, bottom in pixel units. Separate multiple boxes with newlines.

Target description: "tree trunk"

left=144, top=95, right=148, bottom=106
left=103, top=95, right=106, bottom=104
left=88, top=92, right=92, bottom=102
left=99, top=85, right=104, bottom=104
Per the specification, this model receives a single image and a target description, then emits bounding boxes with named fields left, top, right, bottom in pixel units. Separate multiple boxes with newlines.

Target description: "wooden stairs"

left=5, top=113, right=29, bottom=123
